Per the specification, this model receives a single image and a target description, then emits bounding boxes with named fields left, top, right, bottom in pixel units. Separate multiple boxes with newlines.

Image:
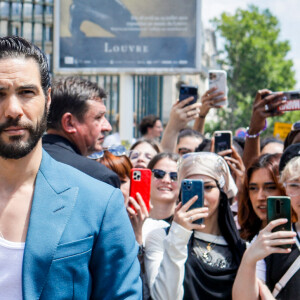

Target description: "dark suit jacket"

left=22, top=150, right=142, bottom=299
left=42, top=134, right=120, bottom=188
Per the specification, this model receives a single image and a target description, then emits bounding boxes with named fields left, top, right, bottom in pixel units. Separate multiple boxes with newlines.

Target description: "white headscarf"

left=178, top=152, right=238, bottom=199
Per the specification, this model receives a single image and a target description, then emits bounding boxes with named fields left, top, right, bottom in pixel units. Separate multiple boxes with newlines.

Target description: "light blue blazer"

left=22, top=150, right=142, bottom=299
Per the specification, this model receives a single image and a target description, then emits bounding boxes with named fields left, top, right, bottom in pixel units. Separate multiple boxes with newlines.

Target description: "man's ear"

left=61, top=113, right=77, bottom=134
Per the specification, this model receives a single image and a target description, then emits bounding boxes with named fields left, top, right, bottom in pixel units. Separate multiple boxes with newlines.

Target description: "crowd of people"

left=0, top=35, right=299, bottom=300
left=97, top=76, right=300, bottom=299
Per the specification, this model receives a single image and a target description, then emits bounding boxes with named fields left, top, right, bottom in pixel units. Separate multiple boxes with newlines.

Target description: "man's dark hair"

left=0, top=36, right=50, bottom=96
left=260, top=137, right=283, bottom=152
left=139, top=115, right=160, bottom=136
left=48, top=77, right=107, bottom=130
left=177, top=128, right=204, bottom=144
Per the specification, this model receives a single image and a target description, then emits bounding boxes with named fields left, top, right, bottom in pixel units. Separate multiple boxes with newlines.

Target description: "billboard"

left=54, top=0, right=201, bottom=74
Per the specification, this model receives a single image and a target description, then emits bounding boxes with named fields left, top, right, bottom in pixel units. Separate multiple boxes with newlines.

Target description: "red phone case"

left=129, top=168, right=152, bottom=212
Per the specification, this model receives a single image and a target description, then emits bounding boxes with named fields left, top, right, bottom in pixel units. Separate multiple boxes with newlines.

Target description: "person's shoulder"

left=42, top=135, right=120, bottom=187
left=41, top=150, right=116, bottom=196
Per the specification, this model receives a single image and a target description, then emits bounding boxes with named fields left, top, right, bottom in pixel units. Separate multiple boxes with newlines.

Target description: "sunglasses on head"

left=128, top=150, right=153, bottom=161
left=88, top=145, right=127, bottom=160
left=152, top=169, right=178, bottom=181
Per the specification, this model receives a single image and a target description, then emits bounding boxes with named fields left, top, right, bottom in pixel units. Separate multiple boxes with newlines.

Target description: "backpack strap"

left=272, top=224, right=300, bottom=297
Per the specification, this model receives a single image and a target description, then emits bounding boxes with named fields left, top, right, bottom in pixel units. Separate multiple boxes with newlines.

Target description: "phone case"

left=214, top=131, right=232, bottom=155
left=267, top=196, right=291, bottom=248
left=181, top=179, right=204, bottom=224
left=277, top=91, right=300, bottom=111
left=209, top=70, right=228, bottom=106
left=129, top=168, right=151, bottom=212
left=179, top=85, right=198, bottom=106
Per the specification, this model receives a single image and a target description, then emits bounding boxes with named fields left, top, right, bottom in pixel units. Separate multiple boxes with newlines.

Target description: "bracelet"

left=199, top=115, right=206, bottom=119
left=245, top=120, right=268, bottom=138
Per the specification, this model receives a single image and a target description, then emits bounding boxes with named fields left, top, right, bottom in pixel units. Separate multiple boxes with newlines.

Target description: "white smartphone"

left=209, top=70, right=228, bottom=107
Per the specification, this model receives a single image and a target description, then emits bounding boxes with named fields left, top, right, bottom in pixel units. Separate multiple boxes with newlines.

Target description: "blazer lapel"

left=22, top=151, right=78, bottom=300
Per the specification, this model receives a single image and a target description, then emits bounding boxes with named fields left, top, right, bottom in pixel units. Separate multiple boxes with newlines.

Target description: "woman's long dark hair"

left=238, top=153, right=285, bottom=241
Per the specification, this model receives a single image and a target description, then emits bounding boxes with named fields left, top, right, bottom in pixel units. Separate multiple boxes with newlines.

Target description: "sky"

left=202, top=0, right=300, bottom=89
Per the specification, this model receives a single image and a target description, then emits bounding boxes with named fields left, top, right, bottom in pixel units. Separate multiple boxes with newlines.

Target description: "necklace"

left=195, top=236, right=219, bottom=263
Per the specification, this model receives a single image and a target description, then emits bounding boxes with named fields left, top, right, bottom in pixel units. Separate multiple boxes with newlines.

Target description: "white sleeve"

left=144, top=221, right=192, bottom=300
left=256, top=259, right=266, bottom=282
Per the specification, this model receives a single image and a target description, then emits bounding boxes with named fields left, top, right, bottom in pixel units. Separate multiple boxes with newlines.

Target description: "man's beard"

left=0, top=106, right=48, bottom=159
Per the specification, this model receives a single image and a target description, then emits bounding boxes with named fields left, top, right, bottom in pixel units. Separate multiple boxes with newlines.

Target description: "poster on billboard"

left=54, top=0, right=201, bottom=74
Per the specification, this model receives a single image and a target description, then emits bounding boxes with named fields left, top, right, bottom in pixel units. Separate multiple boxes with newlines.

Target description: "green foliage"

left=209, top=5, right=296, bottom=132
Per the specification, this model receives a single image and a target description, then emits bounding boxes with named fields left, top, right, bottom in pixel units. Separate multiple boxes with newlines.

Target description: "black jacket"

left=42, top=134, right=120, bottom=188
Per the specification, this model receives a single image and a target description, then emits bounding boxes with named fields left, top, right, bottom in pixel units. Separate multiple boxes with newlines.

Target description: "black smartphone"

left=181, top=179, right=204, bottom=224
left=179, top=85, right=198, bottom=106
left=267, top=196, right=292, bottom=249
left=214, top=131, right=232, bottom=155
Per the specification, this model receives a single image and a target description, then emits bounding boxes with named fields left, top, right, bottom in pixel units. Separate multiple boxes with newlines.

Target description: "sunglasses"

left=152, top=169, right=178, bottom=182
left=88, top=145, right=127, bottom=160
left=128, top=150, right=154, bottom=161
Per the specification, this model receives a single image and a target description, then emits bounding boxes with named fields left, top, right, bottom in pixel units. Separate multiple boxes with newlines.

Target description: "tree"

left=207, top=5, right=297, bottom=135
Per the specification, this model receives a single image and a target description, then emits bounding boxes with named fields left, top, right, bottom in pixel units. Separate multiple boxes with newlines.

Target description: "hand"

left=258, top=280, right=276, bottom=300
left=127, top=193, right=149, bottom=245
left=167, top=97, right=201, bottom=131
left=222, top=146, right=246, bottom=190
left=248, top=90, right=286, bottom=135
left=173, top=196, right=209, bottom=231
left=244, top=219, right=296, bottom=266
left=199, top=87, right=227, bottom=117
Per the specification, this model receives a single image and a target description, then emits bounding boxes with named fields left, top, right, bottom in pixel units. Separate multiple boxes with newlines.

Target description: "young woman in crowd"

left=129, top=152, right=181, bottom=246
left=145, top=152, right=246, bottom=300
left=128, top=139, right=161, bottom=169
left=129, top=152, right=180, bottom=300
left=238, top=153, right=285, bottom=241
left=147, top=152, right=180, bottom=223
left=233, top=155, right=299, bottom=300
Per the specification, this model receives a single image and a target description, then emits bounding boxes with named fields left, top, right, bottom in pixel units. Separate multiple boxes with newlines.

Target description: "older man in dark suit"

left=42, top=76, right=120, bottom=188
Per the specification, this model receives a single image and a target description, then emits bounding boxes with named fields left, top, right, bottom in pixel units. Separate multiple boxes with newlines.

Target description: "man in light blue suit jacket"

left=0, top=36, right=142, bottom=299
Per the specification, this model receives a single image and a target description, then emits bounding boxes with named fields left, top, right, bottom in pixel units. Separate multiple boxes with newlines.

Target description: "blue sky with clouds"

left=202, top=0, right=300, bottom=89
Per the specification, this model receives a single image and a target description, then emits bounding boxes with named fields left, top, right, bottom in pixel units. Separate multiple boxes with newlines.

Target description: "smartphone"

left=214, top=131, right=232, bottom=155
left=179, top=85, right=198, bottom=106
left=267, top=196, right=292, bottom=249
left=181, top=179, right=204, bottom=224
left=209, top=70, right=228, bottom=107
left=276, top=91, right=300, bottom=112
left=129, top=168, right=151, bottom=212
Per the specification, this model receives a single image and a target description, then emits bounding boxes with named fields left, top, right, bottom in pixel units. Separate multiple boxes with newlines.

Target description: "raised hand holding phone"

left=243, top=219, right=296, bottom=266
left=174, top=195, right=208, bottom=231
left=209, top=70, right=228, bottom=107
left=127, top=193, right=149, bottom=245
left=179, top=85, right=198, bottom=106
